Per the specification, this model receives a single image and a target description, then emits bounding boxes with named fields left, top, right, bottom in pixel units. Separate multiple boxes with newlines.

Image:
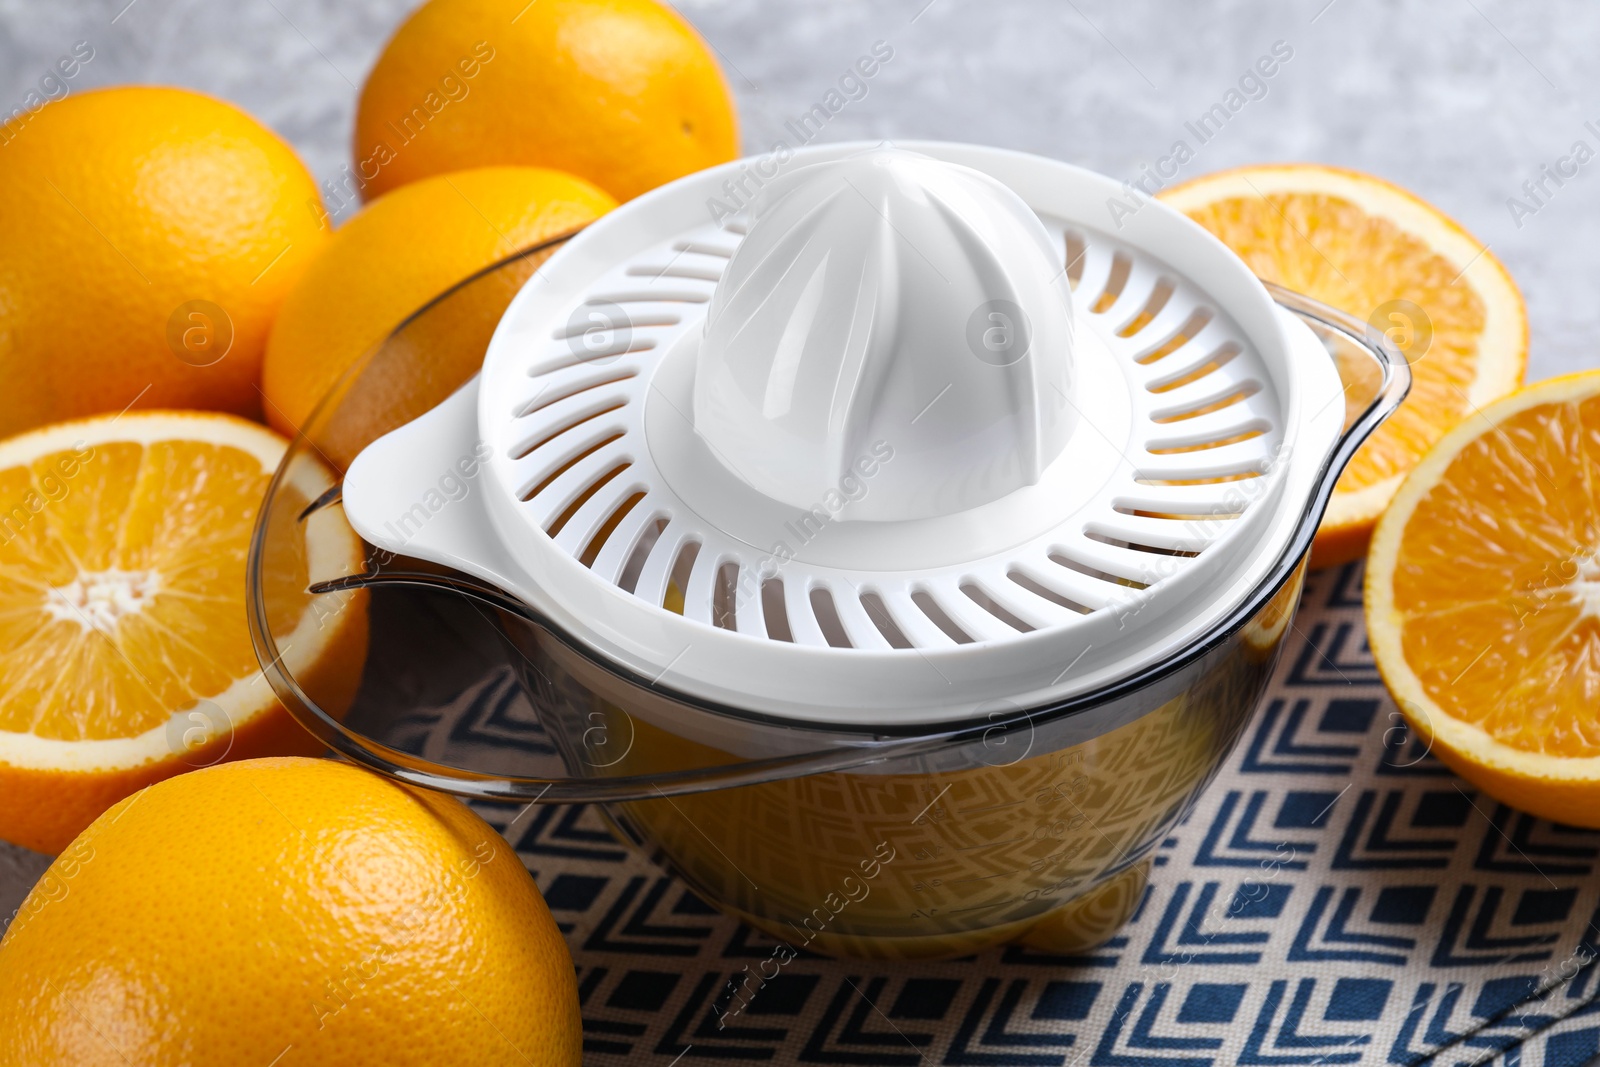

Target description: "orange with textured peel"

left=0, top=411, right=365, bottom=854
left=353, top=0, right=738, bottom=203
left=0, top=86, right=328, bottom=436
left=1366, top=371, right=1600, bottom=827
left=0, top=757, right=580, bottom=1066
left=261, top=165, right=614, bottom=438
left=1159, top=164, right=1526, bottom=567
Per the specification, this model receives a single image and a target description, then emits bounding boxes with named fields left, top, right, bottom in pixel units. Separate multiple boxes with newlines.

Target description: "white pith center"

left=45, top=569, right=161, bottom=633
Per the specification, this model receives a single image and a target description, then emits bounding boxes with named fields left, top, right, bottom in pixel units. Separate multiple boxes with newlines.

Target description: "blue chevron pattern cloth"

left=442, top=561, right=1600, bottom=1066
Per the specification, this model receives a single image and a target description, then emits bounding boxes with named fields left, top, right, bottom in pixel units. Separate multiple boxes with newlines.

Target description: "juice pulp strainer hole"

left=1112, top=504, right=1245, bottom=522
left=911, top=589, right=974, bottom=645
left=585, top=289, right=709, bottom=305
left=1007, top=569, right=1092, bottom=614
left=516, top=371, right=637, bottom=418
left=1135, top=307, right=1213, bottom=365
left=1147, top=341, right=1241, bottom=393
left=664, top=540, right=701, bottom=613
left=625, top=262, right=721, bottom=282
left=961, top=581, right=1034, bottom=632
left=808, top=586, right=853, bottom=648
left=1084, top=529, right=1201, bottom=559
left=517, top=433, right=625, bottom=501
left=672, top=240, right=734, bottom=258
left=1064, top=230, right=1089, bottom=290
left=1089, top=251, right=1132, bottom=314
left=1151, top=382, right=1261, bottom=423
left=546, top=464, right=631, bottom=537
left=581, top=492, right=647, bottom=568
left=859, top=591, right=914, bottom=649
left=510, top=404, right=625, bottom=462
left=1147, top=424, right=1268, bottom=456
left=712, top=560, right=739, bottom=631
left=617, top=516, right=668, bottom=594
left=1116, top=277, right=1175, bottom=338
left=1134, top=469, right=1261, bottom=487
left=761, top=578, right=794, bottom=642
left=1049, top=550, right=1149, bottom=591
left=556, top=336, right=658, bottom=370
left=550, top=313, right=679, bottom=341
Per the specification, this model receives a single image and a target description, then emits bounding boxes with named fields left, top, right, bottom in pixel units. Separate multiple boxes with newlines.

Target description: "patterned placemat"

left=439, top=561, right=1600, bottom=1066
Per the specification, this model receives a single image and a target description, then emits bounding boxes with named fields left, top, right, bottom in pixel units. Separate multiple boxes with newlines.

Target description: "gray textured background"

left=1, top=0, right=1596, bottom=905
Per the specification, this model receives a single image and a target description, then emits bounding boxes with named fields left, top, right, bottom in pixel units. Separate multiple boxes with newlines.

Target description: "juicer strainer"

left=341, top=142, right=1350, bottom=724
left=247, top=141, right=1409, bottom=958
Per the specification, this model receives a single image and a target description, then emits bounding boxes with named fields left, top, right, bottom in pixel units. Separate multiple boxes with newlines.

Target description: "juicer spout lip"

left=1260, top=280, right=1412, bottom=540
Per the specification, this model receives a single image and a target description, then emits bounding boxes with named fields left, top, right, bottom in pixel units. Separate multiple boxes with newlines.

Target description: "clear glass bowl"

left=247, top=234, right=1408, bottom=959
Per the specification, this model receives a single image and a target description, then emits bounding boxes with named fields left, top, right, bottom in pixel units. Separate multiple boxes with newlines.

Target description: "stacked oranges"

left=0, top=0, right=737, bottom=856
left=0, top=3, right=739, bottom=1063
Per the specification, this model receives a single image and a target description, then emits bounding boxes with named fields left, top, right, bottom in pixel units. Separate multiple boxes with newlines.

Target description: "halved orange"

left=0, top=411, right=366, bottom=853
left=1159, top=164, right=1527, bottom=567
left=1366, top=371, right=1600, bottom=827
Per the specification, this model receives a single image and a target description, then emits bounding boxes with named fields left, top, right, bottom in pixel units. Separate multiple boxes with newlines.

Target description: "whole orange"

left=0, top=757, right=581, bottom=1067
left=353, top=0, right=738, bottom=203
left=260, top=164, right=614, bottom=438
left=0, top=87, right=328, bottom=437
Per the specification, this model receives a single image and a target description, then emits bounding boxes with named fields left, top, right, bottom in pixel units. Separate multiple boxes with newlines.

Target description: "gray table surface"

left=1, top=0, right=1596, bottom=916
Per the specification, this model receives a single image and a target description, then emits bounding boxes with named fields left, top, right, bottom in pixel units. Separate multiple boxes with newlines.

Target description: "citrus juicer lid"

left=341, top=141, right=1349, bottom=726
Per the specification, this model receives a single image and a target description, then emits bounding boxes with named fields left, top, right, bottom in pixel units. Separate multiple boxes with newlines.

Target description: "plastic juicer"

left=248, top=142, right=1409, bottom=959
